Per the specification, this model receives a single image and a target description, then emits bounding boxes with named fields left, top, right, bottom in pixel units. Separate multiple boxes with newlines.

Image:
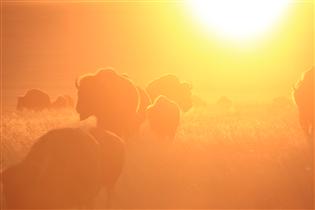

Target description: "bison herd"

left=2, top=68, right=193, bottom=209
left=17, top=89, right=74, bottom=111
left=1, top=67, right=314, bottom=209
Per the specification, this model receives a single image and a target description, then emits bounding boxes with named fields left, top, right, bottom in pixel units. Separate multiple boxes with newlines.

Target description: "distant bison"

left=1, top=128, right=102, bottom=209
left=272, top=96, right=292, bottom=109
left=192, top=94, right=207, bottom=107
left=146, top=95, right=180, bottom=140
left=51, top=95, right=74, bottom=109
left=17, top=89, right=51, bottom=111
left=217, top=96, right=233, bottom=110
left=76, top=68, right=139, bottom=138
left=292, top=68, right=314, bottom=140
left=146, top=74, right=193, bottom=112
left=89, top=127, right=125, bottom=208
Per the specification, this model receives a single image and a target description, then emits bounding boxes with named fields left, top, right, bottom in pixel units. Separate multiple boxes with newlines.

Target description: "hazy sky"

left=2, top=0, right=313, bottom=104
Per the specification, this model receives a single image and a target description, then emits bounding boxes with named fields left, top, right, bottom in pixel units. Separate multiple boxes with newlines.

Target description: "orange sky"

left=2, top=0, right=313, bottom=104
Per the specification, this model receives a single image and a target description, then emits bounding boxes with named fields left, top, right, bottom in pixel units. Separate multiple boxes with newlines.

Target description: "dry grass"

left=1, top=104, right=313, bottom=209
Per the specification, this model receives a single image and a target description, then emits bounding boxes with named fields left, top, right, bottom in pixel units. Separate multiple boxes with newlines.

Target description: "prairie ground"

left=1, top=103, right=313, bottom=209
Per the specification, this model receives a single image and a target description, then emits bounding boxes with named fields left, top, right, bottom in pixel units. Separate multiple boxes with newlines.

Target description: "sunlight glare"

left=186, top=0, right=292, bottom=42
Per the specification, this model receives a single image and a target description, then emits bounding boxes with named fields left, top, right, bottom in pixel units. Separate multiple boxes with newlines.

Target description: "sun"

left=186, top=0, right=292, bottom=42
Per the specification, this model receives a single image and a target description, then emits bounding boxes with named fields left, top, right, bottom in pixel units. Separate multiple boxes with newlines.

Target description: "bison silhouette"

left=1, top=128, right=102, bottom=209
left=292, top=67, right=314, bottom=140
left=217, top=96, right=233, bottom=110
left=17, top=89, right=51, bottom=111
left=76, top=68, right=139, bottom=138
left=89, top=127, right=125, bottom=208
left=146, top=95, right=180, bottom=140
left=146, top=74, right=193, bottom=112
left=51, top=95, right=74, bottom=109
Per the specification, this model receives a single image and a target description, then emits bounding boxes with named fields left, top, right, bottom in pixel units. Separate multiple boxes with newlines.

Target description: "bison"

left=76, top=68, right=139, bottom=138
left=146, top=95, right=181, bottom=140
left=89, top=127, right=125, bottom=208
left=217, top=96, right=233, bottom=110
left=1, top=128, right=102, bottom=209
left=292, top=67, right=314, bottom=140
left=51, top=95, right=74, bottom=109
left=146, top=74, right=193, bottom=112
left=16, top=89, right=51, bottom=111
left=272, top=96, right=292, bottom=109
left=192, top=94, right=207, bottom=107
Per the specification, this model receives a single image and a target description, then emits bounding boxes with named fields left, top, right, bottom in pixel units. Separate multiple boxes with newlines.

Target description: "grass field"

left=1, top=103, right=313, bottom=209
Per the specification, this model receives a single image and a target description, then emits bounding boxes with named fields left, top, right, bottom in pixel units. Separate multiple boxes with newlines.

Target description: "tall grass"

left=1, top=104, right=313, bottom=208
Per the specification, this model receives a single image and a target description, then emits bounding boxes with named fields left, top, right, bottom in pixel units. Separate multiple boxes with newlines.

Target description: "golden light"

left=186, top=0, right=292, bottom=42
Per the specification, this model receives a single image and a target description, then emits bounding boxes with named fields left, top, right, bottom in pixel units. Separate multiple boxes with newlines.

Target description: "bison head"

left=75, top=68, right=139, bottom=137
left=146, top=74, right=193, bottom=112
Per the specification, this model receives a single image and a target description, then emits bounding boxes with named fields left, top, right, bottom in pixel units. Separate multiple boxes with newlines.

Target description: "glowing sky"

left=2, top=0, right=313, bottom=105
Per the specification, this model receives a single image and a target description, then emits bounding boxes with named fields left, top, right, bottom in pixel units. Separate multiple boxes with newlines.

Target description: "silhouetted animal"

left=89, top=127, right=125, bottom=208
left=146, top=95, right=180, bottom=140
left=76, top=68, right=139, bottom=138
left=51, top=95, right=74, bottom=109
left=146, top=74, right=193, bottom=112
left=17, top=89, right=51, bottom=111
left=292, top=68, right=314, bottom=140
left=1, top=128, right=102, bottom=209
left=272, top=96, right=292, bottom=109
left=217, top=96, right=233, bottom=110
left=192, top=94, right=207, bottom=107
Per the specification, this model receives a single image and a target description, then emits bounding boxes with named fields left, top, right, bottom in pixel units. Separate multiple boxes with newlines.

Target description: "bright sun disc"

left=186, top=0, right=292, bottom=42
